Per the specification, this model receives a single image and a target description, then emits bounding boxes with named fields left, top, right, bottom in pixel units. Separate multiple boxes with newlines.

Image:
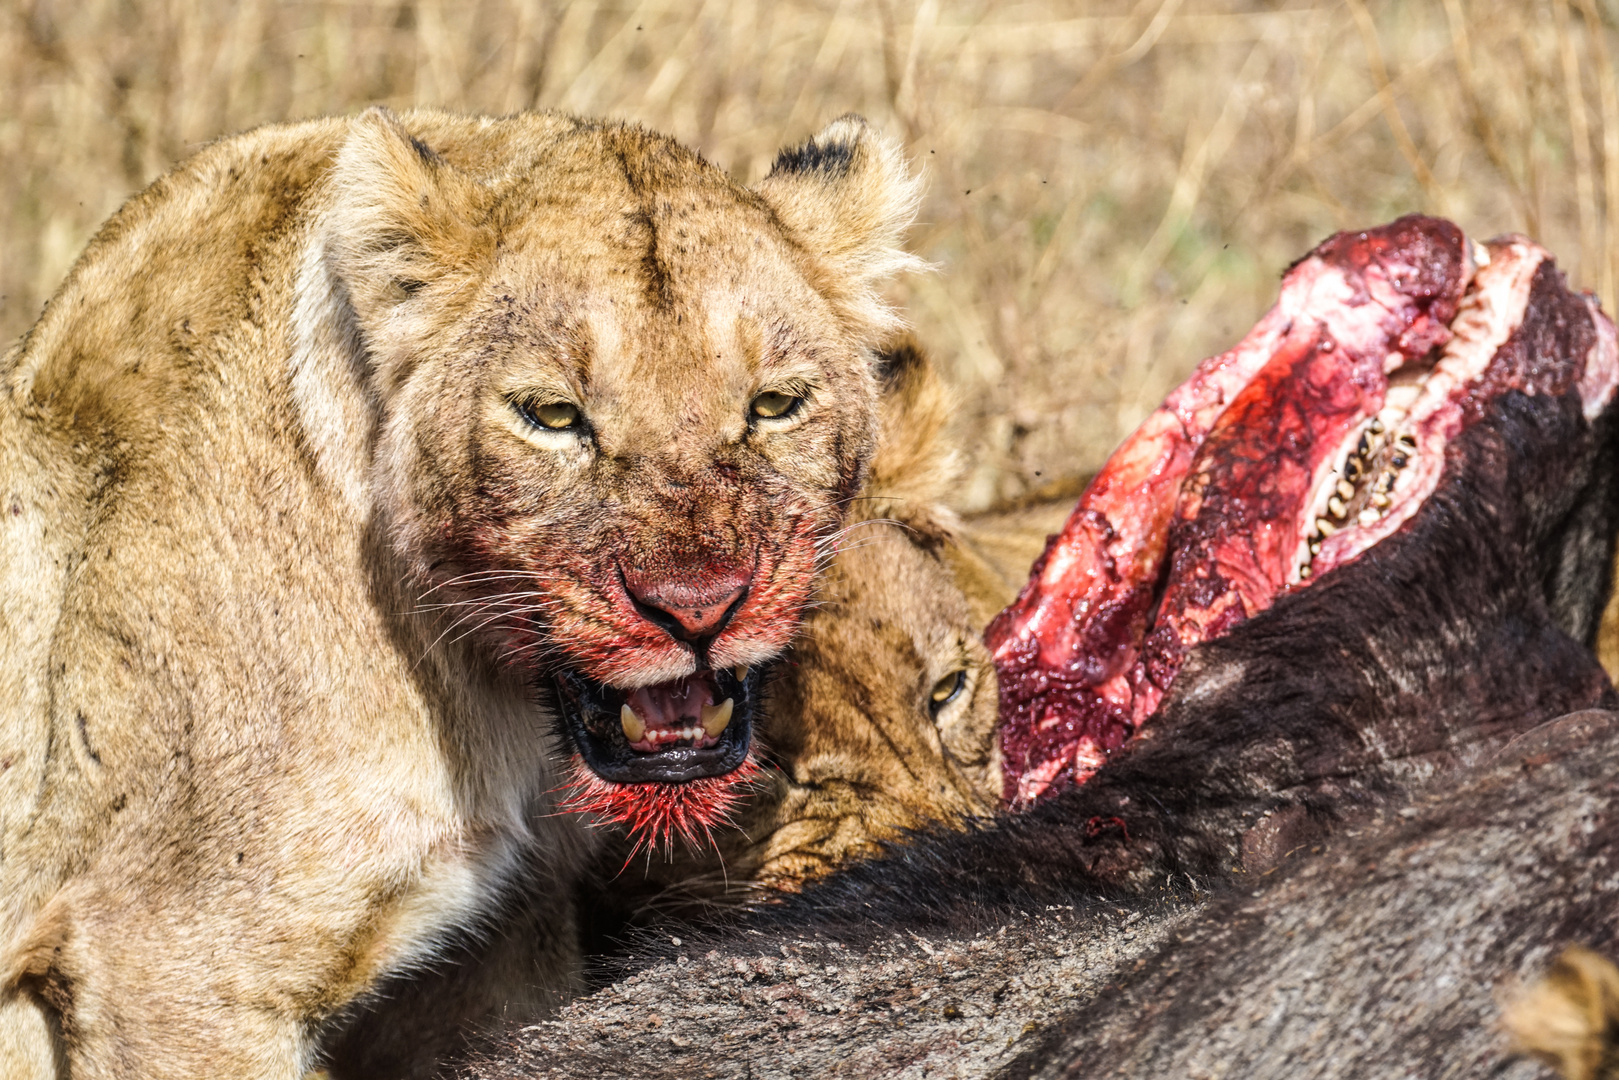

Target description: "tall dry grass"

left=3, top=0, right=1619, bottom=509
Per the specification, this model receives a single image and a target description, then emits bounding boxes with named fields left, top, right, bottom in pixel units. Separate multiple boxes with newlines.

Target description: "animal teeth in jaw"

left=1327, top=496, right=1347, bottom=519
left=620, top=703, right=646, bottom=743
left=700, top=697, right=734, bottom=738
left=644, top=726, right=702, bottom=745
left=1316, top=518, right=1339, bottom=537
left=1358, top=508, right=1381, bottom=527
left=733, top=665, right=748, bottom=682
left=1336, top=480, right=1356, bottom=501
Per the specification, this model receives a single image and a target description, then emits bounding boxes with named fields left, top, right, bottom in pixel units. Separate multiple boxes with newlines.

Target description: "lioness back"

left=0, top=109, right=920, bottom=1078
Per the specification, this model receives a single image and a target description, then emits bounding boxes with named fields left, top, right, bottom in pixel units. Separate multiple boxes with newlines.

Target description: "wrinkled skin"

left=467, top=219, right=1619, bottom=1078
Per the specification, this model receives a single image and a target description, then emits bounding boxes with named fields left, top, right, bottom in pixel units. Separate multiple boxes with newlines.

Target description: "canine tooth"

left=700, top=698, right=734, bottom=738
left=620, top=704, right=645, bottom=744
left=1358, top=508, right=1381, bottom=527
left=1336, top=480, right=1355, bottom=501
left=1316, top=518, right=1338, bottom=536
left=733, top=665, right=748, bottom=682
left=1327, top=496, right=1347, bottom=519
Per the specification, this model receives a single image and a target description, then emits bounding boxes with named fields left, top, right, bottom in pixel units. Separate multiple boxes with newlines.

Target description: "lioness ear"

left=860, top=333, right=961, bottom=521
left=754, top=115, right=925, bottom=338
left=325, top=106, right=493, bottom=333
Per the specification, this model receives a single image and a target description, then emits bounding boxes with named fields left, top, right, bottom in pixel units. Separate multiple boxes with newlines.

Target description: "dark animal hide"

left=466, top=709, right=1619, bottom=1080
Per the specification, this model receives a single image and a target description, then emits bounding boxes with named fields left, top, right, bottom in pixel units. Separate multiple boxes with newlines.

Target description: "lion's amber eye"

left=929, top=670, right=967, bottom=712
left=518, top=400, right=581, bottom=431
left=751, top=391, right=801, bottom=420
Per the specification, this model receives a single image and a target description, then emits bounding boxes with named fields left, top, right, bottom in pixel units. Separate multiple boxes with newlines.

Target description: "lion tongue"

left=623, top=674, right=720, bottom=751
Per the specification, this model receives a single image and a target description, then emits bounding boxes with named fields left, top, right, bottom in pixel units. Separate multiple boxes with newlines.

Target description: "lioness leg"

left=0, top=993, right=61, bottom=1080
left=6, top=889, right=326, bottom=1079
left=320, top=880, right=585, bottom=1080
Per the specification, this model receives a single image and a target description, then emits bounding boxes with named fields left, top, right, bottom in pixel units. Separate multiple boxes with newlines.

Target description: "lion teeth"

left=733, top=665, right=748, bottom=682
left=700, top=698, right=734, bottom=738
left=620, top=704, right=645, bottom=743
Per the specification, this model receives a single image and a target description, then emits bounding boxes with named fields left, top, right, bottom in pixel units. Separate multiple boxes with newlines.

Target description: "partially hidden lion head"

left=312, top=109, right=922, bottom=843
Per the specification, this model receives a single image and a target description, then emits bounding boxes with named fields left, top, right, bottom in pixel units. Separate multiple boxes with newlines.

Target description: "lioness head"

left=313, top=109, right=921, bottom=835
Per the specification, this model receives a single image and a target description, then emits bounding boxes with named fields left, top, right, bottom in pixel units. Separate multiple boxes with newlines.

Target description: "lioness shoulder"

left=0, top=108, right=920, bottom=1078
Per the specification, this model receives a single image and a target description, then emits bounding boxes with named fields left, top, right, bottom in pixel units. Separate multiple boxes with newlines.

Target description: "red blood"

left=991, top=218, right=1619, bottom=807
left=989, top=216, right=1473, bottom=805
left=558, top=753, right=765, bottom=860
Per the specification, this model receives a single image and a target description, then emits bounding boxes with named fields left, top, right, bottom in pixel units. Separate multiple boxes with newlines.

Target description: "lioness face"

left=332, top=112, right=921, bottom=809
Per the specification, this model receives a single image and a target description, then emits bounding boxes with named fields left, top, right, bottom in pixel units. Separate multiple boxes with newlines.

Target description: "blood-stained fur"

left=572, top=338, right=1028, bottom=927
left=0, top=107, right=922, bottom=1078
left=466, top=222, right=1619, bottom=1079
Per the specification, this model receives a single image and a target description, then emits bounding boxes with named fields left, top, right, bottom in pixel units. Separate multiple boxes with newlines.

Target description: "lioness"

left=0, top=107, right=921, bottom=1077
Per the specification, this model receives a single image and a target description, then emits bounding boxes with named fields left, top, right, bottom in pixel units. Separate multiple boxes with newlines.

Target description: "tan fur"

left=0, top=108, right=920, bottom=1077
left=1505, top=946, right=1619, bottom=1080
left=606, top=341, right=1079, bottom=900
left=747, top=339, right=999, bottom=885
left=741, top=489, right=1077, bottom=887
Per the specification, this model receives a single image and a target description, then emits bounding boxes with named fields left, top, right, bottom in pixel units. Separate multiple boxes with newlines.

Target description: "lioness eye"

left=751, top=391, right=801, bottom=419
left=517, top=400, right=581, bottom=431
left=929, top=670, right=967, bottom=713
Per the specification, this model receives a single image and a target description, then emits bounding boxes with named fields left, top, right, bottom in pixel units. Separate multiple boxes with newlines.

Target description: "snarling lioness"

left=0, top=107, right=921, bottom=1077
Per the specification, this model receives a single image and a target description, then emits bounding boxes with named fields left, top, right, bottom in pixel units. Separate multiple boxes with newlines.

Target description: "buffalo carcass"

left=465, top=216, right=1619, bottom=1079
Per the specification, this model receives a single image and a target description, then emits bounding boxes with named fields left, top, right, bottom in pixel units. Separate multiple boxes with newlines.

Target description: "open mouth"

left=554, top=664, right=762, bottom=785
left=989, top=215, right=1619, bottom=805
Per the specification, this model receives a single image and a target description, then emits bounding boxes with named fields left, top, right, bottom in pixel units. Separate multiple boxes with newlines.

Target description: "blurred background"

left=3, top=0, right=1617, bottom=511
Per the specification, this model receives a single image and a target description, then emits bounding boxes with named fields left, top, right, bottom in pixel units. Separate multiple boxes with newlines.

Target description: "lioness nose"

left=622, top=569, right=751, bottom=643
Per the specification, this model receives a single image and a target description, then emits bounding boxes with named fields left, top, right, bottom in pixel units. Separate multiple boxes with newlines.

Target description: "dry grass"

left=3, top=0, right=1619, bottom=508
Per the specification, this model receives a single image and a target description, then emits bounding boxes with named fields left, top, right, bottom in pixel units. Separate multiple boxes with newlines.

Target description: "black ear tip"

left=767, top=115, right=877, bottom=179
left=407, top=134, right=441, bottom=166
left=768, top=137, right=856, bottom=179
left=874, top=335, right=927, bottom=391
